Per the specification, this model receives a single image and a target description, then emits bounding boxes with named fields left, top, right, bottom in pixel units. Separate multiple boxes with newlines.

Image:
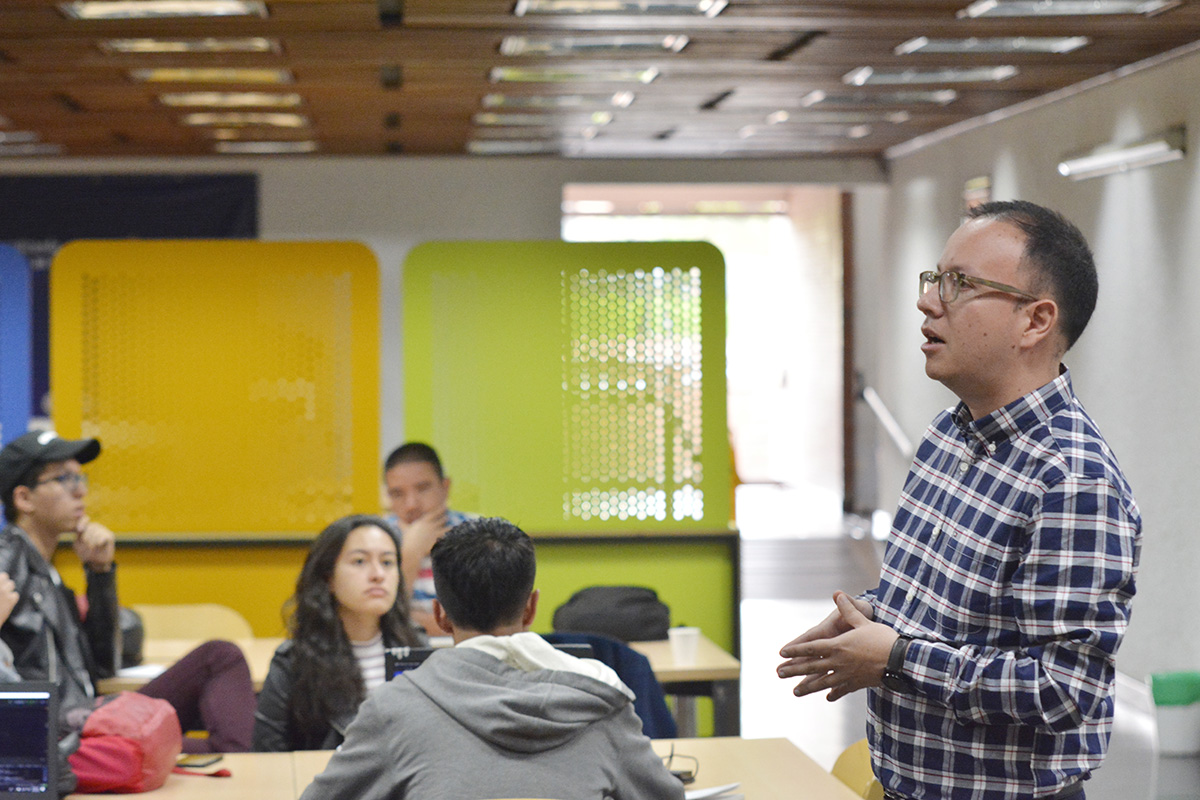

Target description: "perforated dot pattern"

left=54, top=242, right=378, bottom=534
left=562, top=266, right=705, bottom=522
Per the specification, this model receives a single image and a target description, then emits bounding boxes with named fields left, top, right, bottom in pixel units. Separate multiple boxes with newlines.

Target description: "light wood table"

left=631, top=635, right=741, bottom=737
left=292, top=738, right=860, bottom=800
left=71, top=738, right=858, bottom=800
left=70, top=752, right=295, bottom=800
left=97, top=637, right=285, bottom=694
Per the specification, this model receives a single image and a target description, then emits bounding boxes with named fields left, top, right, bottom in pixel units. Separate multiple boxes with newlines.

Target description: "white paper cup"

left=668, top=626, right=700, bottom=665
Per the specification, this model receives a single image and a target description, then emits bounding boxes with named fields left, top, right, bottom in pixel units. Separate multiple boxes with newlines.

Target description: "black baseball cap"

left=0, top=431, right=101, bottom=501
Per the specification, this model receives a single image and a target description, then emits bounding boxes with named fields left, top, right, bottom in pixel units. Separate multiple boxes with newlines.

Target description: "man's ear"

left=431, top=600, right=455, bottom=635
left=10, top=485, right=35, bottom=517
left=1021, top=297, right=1059, bottom=350
left=521, top=589, right=539, bottom=630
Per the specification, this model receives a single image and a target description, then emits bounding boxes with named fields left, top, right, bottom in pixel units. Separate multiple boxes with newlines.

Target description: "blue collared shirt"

left=867, top=368, right=1141, bottom=800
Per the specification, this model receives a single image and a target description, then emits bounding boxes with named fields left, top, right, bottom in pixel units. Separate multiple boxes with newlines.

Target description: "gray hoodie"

left=299, top=632, right=685, bottom=800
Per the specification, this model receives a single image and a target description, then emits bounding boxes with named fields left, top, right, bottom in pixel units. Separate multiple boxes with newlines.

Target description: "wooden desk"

left=71, top=738, right=857, bottom=800
left=97, top=634, right=742, bottom=737
left=71, top=752, right=295, bottom=800
left=97, top=638, right=285, bottom=694
left=631, top=636, right=741, bottom=738
left=293, top=738, right=859, bottom=800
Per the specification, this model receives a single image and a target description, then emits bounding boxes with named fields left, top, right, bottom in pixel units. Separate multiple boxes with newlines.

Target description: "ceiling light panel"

left=182, top=112, right=308, bottom=127
left=514, top=0, right=725, bottom=17
left=1057, top=126, right=1186, bottom=179
left=490, top=67, right=659, bottom=84
left=159, top=92, right=303, bottom=108
left=959, top=0, right=1178, bottom=17
left=100, top=37, right=278, bottom=54
left=895, top=36, right=1090, bottom=54
left=215, top=140, right=318, bottom=154
left=844, top=66, right=1018, bottom=85
left=59, top=1, right=267, bottom=19
left=500, top=35, right=689, bottom=56
left=483, top=92, right=635, bottom=109
left=130, top=68, right=293, bottom=84
left=474, top=112, right=614, bottom=126
left=801, top=89, right=959, bottom=107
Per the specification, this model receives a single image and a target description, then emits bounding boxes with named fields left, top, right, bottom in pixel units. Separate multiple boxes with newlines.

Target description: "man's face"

left=384, top=461, right=449, bottom=525
left=918, top=217, right=1037, bottom=414
left=20, top=459, right=87, bottom=534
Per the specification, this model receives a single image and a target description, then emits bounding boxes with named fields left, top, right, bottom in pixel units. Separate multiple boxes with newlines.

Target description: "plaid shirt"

left=867, top=369, right=1141, bottom=800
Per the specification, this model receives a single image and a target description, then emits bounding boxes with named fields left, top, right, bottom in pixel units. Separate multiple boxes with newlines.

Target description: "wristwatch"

left=881, top=635, right=914, bottom=692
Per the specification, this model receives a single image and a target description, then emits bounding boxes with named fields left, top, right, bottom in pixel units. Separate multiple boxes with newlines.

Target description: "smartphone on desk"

left=177, top=754, right=223, bottom=768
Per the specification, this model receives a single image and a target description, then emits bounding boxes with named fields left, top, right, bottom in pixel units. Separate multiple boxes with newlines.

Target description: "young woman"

left=252, top=514, right=424, bottom=751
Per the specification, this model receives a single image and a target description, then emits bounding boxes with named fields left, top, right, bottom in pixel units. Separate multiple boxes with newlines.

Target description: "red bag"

left=68, top=692, right=183, bottom=793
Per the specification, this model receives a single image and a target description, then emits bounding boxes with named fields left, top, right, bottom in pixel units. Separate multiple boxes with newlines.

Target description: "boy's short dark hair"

left=383, top=442, right=444, bottom=479
left=431, top=517, right=535, bottom=633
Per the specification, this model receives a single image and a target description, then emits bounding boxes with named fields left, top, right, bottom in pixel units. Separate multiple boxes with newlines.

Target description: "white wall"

left=865, top=46, right=1200, bottom=680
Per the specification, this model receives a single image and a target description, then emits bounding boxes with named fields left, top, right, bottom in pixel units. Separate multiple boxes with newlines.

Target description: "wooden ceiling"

left=3, top=0, right=1200, bottom=159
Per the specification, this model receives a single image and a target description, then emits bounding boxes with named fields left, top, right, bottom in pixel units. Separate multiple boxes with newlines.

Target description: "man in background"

left=383, top=442, right=471, bottom=633
left=299, top=516, right=684, bottom=800
left=777, top=201, right=1141, bottom=800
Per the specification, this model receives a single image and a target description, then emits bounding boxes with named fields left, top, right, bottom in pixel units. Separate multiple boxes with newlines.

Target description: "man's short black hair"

left=383, top=441, right=444, bottom=479
left=967, top=200, right=1098, bottom=350
left=431, top=517, right=535, bottom=633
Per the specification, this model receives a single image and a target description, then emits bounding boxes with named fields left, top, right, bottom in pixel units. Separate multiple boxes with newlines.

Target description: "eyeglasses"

left=661, top=742, right=698, bottom=785
left=36, top=472, right=88, bottom=492
left=919, top=269, right=1039, bottom=304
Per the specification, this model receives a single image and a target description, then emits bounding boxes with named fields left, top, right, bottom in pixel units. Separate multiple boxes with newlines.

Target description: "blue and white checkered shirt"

left=867, top=368, right=1141, bottom=800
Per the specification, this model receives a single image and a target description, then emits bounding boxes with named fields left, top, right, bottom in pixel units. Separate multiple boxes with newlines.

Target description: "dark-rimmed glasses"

left=36, top=472, right=87, bottom=492
left=919, top=269, right=1039, bottom=304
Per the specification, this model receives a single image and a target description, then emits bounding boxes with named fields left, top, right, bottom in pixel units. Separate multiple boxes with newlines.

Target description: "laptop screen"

left=0, top=682, right=59, bottom=800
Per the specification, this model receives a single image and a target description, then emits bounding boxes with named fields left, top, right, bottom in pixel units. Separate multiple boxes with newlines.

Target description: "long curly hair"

left=283, top=513, right=422, bottom=749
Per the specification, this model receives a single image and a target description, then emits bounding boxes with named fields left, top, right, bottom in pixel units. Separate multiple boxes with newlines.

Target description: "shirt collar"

left=951, top=366, right=1074, bottom=452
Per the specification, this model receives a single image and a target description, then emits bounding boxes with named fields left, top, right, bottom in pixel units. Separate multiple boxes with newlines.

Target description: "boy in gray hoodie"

left=298, top=516, right=685, bottom=800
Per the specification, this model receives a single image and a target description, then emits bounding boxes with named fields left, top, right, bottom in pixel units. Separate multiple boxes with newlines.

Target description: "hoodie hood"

left=404, top=635, right=634, bottom=754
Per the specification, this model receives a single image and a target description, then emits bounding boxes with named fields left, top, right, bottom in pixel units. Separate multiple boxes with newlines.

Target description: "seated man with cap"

left=0, top=430, right=256, bottom=753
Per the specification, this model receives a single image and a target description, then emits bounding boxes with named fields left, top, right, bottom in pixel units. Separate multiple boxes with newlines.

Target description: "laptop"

left=0, top=681, right=59, bottom=800
left=384, top=642, right=595, bottom=681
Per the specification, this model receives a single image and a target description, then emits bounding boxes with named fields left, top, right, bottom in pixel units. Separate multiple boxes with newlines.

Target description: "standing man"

left=0, top=430, right=256, bottom=752
left=778, top=201, right=1141, bottom=800
left=382, top=442, right=471, bottom=634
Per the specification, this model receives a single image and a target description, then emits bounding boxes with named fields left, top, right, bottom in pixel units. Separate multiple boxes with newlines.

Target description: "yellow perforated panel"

left=563, top=266, right=705, bottom=523
left=51, top=241, right=379, bottom=534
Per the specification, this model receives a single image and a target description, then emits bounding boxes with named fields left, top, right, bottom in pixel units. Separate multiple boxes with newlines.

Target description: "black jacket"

left=0, top=524, right=120, bottom=720
left=253, top=634, right=404, bottom=751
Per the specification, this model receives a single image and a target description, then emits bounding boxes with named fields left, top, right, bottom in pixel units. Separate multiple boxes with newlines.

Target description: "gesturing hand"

left=777, top=591, right=897, bottom=702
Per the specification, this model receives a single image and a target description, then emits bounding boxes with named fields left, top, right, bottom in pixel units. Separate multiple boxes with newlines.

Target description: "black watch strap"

left=881, top=635, right=913, bottom=692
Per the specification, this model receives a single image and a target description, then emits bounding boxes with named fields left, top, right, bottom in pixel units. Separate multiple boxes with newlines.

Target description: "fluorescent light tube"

left=1057, top=126, right=1186, bottom=180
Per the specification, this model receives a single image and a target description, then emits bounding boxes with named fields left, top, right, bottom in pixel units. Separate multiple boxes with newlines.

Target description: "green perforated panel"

left=563, top=266, right=705, bottom=523
left=403, top=240, right=729, bottom=534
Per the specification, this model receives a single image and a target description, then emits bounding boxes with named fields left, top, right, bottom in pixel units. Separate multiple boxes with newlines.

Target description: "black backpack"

left=552, top=585, right=670, bottom=642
